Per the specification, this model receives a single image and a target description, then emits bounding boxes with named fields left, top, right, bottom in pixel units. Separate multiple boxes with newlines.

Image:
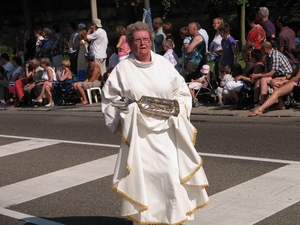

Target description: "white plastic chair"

left=86, top=87, right=102, bottom=104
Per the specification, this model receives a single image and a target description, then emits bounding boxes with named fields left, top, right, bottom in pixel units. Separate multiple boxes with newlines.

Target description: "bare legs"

left=249, top=81, right=295, bottom=116
left=73, top=82, right=88, bottom=105
left=35, top=81, right=54, bottom=104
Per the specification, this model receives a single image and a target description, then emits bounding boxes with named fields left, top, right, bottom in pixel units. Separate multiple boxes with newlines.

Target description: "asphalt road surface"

left=0, top=110, right=299, bottom=225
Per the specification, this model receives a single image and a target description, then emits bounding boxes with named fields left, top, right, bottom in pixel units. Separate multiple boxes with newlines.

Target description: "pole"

left=90, top=0, right=98, bottom=20
left=144, top=0, right=150, bottom=9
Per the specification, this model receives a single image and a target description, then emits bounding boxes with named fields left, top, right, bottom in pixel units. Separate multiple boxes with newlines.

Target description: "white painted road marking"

left=1, top=134, right=300, bottom=225
left=0, top=154, right=117, bottom=208
left=187, top=164, right=300, bottom=225
left=0, top=140, right=61, bottom=157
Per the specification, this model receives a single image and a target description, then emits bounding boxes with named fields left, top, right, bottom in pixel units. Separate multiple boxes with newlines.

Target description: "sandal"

left=248, top=108, right=263, bottom=117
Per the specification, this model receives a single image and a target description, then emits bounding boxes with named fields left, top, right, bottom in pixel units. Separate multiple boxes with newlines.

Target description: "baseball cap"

left=78, top=23, right=86, bottom=29
left=200, top=64, right=210, bottom=74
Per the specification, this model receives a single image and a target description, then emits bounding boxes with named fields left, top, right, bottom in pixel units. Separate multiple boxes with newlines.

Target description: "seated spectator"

left=30, top=58, right=56, bottom=107
left=0, top=66, right=6, bottom=81
left=250, top=41, right=293, bottom=106
left=215, top=65, right=233, bottom=106
left=73, top=52, right=101, bottom=105
left=162, top=39, right=179, bottom=71
left=15, top=58, right=43, bottom=106
left=0, top=54, right=18, bottom=104
left=225, top=49, right=265, bottom=109
left=188, top=64, right=210, bottom=106
left=7, top=56, right=23, bottom=104
left=249, top=46, right=300, bottom=116
left=32, top=60, right=72, bottom=106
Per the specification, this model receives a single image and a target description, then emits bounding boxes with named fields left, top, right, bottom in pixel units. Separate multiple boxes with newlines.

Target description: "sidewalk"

left=2, top=102, right=300, bottom=117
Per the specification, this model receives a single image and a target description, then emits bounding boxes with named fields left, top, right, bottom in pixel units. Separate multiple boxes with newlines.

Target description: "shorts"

left=81, top=80, right=101, bottom=90
left=188, top=82, right=203, bottom=90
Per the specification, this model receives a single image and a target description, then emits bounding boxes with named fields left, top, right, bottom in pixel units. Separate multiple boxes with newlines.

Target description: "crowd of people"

left=0, top=6, right=300, bottom=113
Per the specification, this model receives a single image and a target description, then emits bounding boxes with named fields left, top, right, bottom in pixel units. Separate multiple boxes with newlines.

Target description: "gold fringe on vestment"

left=111, top=185, right=148, bottom=212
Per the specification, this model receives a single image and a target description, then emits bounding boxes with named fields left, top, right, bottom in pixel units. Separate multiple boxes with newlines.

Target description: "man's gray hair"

left=258, top=7, right=269, bottom=18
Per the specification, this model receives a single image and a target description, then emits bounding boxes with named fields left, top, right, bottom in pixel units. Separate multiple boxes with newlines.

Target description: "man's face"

left=130, top=30, right=152, bottom=59
left=152, top=20, right=158, bottom=30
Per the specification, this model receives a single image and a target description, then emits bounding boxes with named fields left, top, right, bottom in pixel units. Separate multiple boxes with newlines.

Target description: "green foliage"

left=0, top=45, right=14, bottom=61
left=206, top=0, right=248, bottom=6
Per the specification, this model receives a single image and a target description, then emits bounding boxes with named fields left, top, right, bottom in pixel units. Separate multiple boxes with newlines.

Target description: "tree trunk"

left=21, top=0, right=34, bottom=31
left=240, top=2, right=246, bottom=46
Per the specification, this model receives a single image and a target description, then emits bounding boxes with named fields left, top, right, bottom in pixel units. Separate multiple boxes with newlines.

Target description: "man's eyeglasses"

left=133, top=38, right=151, bottom=44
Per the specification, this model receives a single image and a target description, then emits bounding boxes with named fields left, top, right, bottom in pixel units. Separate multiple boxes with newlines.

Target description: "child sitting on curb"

left=215, top=65, right=233, bottom=106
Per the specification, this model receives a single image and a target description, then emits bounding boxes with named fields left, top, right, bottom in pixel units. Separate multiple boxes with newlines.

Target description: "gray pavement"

left=1, top=102, right=300, bottom=117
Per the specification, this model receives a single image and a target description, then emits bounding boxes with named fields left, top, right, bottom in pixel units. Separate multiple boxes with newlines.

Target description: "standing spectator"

left=152, top=17, right=166, bottom=55
left=106, top=46, right=119, bottom=69
left=40, top=29, right=54, bottom=65
left=67, top=21, right=80, bottom=74
left=295, top=30, right=300, bottom=47
left=207, top=17, right=224, bottom=77
left=77, top=28, right=89, bottom=81
left=24, top=30, right=36, bottom=62
left=179, top=26, right=191, bottom=72
left=218, top=23, right=238, bottom=70
left=257, top=7, right=276, bottom=42
left=250, top=41, right=293, bottom=106
left=198, top=22, right=209, bottom=52
left=242, top=12, right=266, bottom=71
left=78, top=23, right=86, bottom=31
left=86, top=18, right=108, bottom=76
left=15, top=36, right=24, bottom=64
left=162, top=39, right=179, bottom=71
left=181, top=22, right=206, bottom=82
left=116, top=25, right=131, bottom=61
left=51, top=24, right=64, bottom=71
left=277, top=16, right=297, bottom=70
left=35, top=28, right=45, bottom=58
left=163, top=22, right=175, bottom=47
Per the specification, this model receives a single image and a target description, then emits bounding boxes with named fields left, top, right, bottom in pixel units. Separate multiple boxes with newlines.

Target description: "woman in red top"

left=242, top=12, right=266, bottom=70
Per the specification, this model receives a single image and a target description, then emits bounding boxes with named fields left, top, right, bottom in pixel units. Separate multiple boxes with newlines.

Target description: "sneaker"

left=217, top=102, right=224, bottom=106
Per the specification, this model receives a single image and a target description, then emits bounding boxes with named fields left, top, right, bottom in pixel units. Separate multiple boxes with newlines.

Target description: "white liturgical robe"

left=101, top=51, right=209, bottom=225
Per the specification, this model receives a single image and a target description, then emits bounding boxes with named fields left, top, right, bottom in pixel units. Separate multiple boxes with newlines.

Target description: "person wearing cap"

left=187, top=64, right=211, bottom=106
left=67, top=21, right=80, bottom=74
left=73, top=52, right=101, bottom=105
left=256, top=7, right=276, bottom=42
left=78, top=23, right=86, bottom=31
left=85, top=18, right=108, bottom=76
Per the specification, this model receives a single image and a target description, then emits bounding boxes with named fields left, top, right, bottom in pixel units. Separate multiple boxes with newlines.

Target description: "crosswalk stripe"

left=187, top=164, right=300, bottom=225
left=0, top=207, right=64, bottom=225
left=0, top=154, right=117, bottom=208
left=0, top=140, right=61, bottom=157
